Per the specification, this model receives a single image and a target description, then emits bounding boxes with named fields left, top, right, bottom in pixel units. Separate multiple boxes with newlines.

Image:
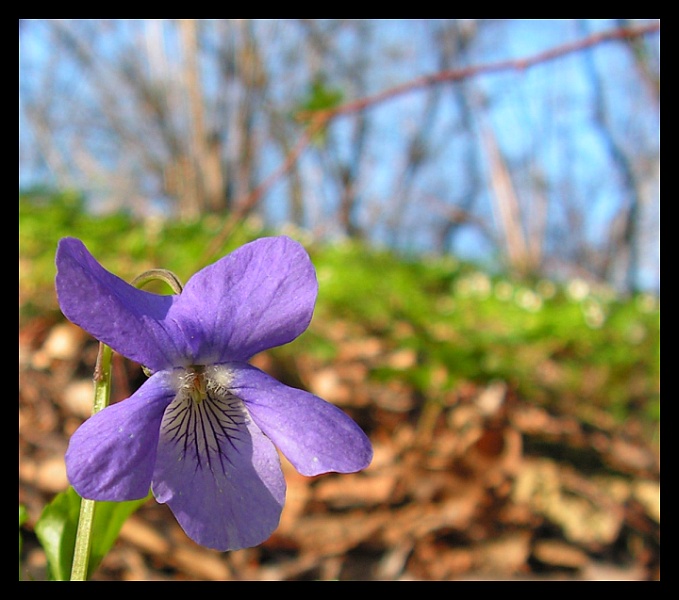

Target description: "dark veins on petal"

left=161, top=389, right=249, bottom=475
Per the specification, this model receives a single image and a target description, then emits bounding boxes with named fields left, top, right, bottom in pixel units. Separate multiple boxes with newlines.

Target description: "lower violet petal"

left=152, top=388, right=286, bottom=551
left=65, top=371, right=175, bottom=501
left=230, top=364, right=373, bottom=477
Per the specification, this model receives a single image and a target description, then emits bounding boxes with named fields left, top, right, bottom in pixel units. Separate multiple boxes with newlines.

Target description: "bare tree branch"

left=298, top=22, right=659, bottom=125
left=204, top=21, right=658, bottom=263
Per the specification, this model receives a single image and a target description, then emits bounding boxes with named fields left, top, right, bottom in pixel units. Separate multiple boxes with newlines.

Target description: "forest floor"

left=19, top=315, right=660, bottom=581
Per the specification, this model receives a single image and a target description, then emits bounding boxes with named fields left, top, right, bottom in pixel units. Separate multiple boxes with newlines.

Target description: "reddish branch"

left=205, top=21, right=659, bottom=262
left=310, top=21, right=660, bottom=122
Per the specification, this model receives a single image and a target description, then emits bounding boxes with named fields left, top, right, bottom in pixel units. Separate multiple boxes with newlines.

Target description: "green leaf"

left=293, top=77, right=344, bottom=146
left=35, top=486, right=150, bottom=580
left=300, top=78, right=344, bottom=113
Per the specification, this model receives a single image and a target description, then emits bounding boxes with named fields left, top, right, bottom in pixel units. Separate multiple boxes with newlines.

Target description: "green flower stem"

left=131, top=269, right=184, bottom=295
left=70, top=342, right=113, bottom=581
left=69, top=269, right=183, bottom=581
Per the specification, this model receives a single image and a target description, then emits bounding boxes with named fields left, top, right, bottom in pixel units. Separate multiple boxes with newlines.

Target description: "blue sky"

left=19, top=19, right=660, bottom=291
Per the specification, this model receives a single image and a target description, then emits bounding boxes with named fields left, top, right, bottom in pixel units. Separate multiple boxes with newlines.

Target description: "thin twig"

left=202, top=118, right=325, bottom=261
left=304, top=21, right=660, bottom=122
left=203, top=21, right=659, bottom=263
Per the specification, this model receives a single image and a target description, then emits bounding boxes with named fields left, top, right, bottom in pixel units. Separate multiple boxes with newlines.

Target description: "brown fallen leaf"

left=532, top=539, right=589, bottom=570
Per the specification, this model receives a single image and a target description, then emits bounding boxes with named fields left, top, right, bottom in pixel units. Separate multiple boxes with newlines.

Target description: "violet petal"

left=65, top=371, right=175, bottom=501
left=55, top=238, right=184, bottom=372
left=151, top=388, right=286, bottom=551
left=230, top=364, right=373, bottom=477
left=169, top=236, right=318, bottom=364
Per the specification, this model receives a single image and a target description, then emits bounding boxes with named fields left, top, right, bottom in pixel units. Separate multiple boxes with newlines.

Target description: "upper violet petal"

left=169, top=237, right=318, bottom=364
left=55, top=238, right=184, bottom=371
left=65, top=371, right=176, bottom=501
left=152, top=390, right=286, bottom=551
left=230, top=364, right=373, bottom=477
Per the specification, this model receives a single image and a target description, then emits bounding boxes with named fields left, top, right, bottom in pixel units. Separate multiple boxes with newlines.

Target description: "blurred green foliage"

left=313, top=240, right=659, bottom=430
left=293, top=76, right=344, bottom=145
left=298, top=77, right=344, bottom=114
left=19, top=188, right=254, bottom=313
left=19, top=190, right=659, bottom=431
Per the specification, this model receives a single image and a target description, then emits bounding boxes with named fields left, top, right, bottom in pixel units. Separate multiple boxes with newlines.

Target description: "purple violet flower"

left=55, top=236, right=373, bottom=551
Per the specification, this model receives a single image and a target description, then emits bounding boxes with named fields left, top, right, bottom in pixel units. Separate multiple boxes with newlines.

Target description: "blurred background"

left=19, top=19, right=659, bottom=580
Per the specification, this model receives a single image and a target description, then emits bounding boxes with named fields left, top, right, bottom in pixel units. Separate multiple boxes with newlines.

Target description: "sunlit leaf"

left=35, top=486, right=150, bottom=580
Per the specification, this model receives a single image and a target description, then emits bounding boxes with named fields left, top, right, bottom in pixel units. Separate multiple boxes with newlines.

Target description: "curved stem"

left=131, top=269, right=184, bottom=294
left=69, top=269, right=183, bottom=581
left=70, top=342, right=113, bottom=581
